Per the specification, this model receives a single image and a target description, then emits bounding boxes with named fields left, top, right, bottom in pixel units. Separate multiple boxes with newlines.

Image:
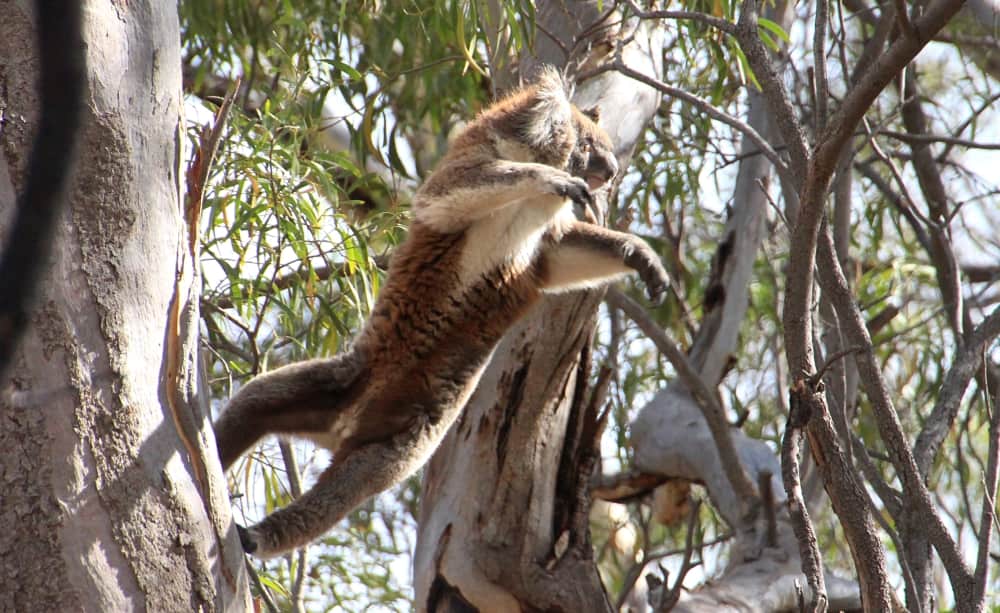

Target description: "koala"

left=214, top=66, right=669, bottom=558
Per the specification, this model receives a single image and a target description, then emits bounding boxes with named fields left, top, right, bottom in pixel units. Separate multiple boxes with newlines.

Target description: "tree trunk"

left=0, top=2, right=247, bottom=609
left=413, top=2, right=664, bottom=610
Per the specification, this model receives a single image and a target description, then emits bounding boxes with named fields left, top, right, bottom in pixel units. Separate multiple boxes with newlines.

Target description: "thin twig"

left=624, top=0, right=737, bottom=34
left=860, top=117, right=933, bottom=226
left=810, top=345, right=862, bottom=387
left=974, top=383, right=999, bottom=605
left=756, top=177, right=790, bottom=230
left=660, top=499, right=703, bottom=610
left=915, top=304, right=1000, bottom=475
left=813, top=0, right=966, bottom=177
left=938, top=92, right=1000, bottom=160
left=278, top=442, right=308, bottom=613
left=879, top=129, right=1000, bottom=151
left=244, top=557, right=280, bottom=613
left=608, top=57, right=792, bottom=183
left=813, top=0, right=829, bottom=132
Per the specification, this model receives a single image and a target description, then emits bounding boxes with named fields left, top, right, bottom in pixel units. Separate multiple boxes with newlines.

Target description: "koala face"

left=568, top=106, right=619, bottom=191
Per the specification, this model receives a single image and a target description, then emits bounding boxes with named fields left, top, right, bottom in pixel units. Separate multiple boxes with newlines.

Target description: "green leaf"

left=758, top=18, right=791, bottom=44
left=731, top=43, right=760, bottom=90
left=361, top=95, right=388, bottom=168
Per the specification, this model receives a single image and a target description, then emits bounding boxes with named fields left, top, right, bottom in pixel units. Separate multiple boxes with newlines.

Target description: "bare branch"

left=914, top=305, right=1000, bottom=477
left=814, top=222, right=978, bottom=605
left=623, top=0, right=737, bottom=34
left=879, top=129, right=1000, bottom=151
left=813, top=0, right=830, bottom=133
left=784, top=382, right=828, bottom=613
left=734, top=0, right=811, bottom=183
left=605, top=288, right=761, bottom=513
left=900, top=70, right=965, bottom=337
left=609, top=59, right=792, bottom=184
left=815, top=0, right=967, bottom=175
left=974, top=385, right=1000, bottom=604
left=277, top=442, right=308, bottom=613
left=853, top=159, right=932, bottom=254
left=659, top=499, right=703, bottom=610
left=793, top=373, right=891, bottom=608
left=938, top=92, right=1000, bottom=160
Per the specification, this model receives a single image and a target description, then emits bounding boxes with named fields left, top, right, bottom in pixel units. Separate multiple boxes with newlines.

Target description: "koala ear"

left=581, top=105, right=601, bottom=123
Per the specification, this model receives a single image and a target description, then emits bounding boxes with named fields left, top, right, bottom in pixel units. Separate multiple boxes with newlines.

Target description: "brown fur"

left=213, top=67, right=668, bottom=558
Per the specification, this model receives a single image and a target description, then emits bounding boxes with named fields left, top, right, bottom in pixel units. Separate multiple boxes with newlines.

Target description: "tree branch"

left=974, top=385, right=1000, bottom=604
left=734, top=0, right=811, bottom=184
left=878, top=129, right=1000, bottom=151
left=608, top=58, right=792, bottom=185
left=783, top=382, right=828, bottom=613
left=605, top=288, right=761, bottom=513
left=813, top=0, right=830, bottom=133
left=913, top=304, right=1000, bottom=477
left=623, top=0, right=737, bottom=35
left=814, top=222, right=978, bottom=606
left=815, top=0, right=967, bottom=175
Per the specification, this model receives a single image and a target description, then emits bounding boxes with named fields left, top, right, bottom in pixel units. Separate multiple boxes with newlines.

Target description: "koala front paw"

left=628, top=242, right=669, bottom=305
left=551, top=175, right=594, bottom=209
left=643, top=264, right=669, bottom=305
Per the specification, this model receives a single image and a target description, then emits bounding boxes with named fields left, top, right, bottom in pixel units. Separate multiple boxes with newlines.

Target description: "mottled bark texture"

left=413, top=2, right=664, bottom=610
left=0, top=2, right=248, bottom=610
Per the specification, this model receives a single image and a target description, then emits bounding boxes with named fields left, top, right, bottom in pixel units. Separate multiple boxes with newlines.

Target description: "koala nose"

left=605, top=154, right=619, bottom=181
left=586, top=152, right=619, bottom=190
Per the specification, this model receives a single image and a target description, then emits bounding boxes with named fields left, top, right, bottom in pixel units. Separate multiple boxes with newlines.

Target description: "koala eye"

left=580, top=138, right=593, bottom=153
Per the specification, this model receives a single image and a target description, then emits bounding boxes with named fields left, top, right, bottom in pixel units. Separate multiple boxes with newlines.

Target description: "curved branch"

left=814, top=0, right=967, bottom=174
left=913, top=305, right=1000, bottom=477
left=623, top=0, right=737, bottom=34
left=814, top=223, right=978, bottom=606
left=605, top=289, right=760, bottom=513
left=609, top=58, right=792, bottom=185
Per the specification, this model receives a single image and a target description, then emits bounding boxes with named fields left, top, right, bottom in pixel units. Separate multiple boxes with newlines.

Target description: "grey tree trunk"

left=412, top=2, right=664, bottom=610
left=0, top=2, right=248, bottom=610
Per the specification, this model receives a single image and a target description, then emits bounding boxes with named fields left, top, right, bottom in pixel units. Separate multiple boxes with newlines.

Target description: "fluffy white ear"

left=525, top=65, right=572, bottom=147
left=533, top=65, right=568, bottom=99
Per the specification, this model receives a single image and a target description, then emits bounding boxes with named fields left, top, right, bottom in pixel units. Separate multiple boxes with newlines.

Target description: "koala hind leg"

left=213, top=351, right=365, bottom=469
left=239, top=413, right=438, bottom=558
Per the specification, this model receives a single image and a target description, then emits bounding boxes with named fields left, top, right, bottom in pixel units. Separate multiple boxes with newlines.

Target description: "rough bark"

left=0, top=2, right=248, bottom=610
left=413, top=2, right=664, bottom=610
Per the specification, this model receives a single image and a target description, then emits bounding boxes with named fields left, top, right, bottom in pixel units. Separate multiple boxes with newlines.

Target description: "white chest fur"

left=458, top=195, right=573, bottom=287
